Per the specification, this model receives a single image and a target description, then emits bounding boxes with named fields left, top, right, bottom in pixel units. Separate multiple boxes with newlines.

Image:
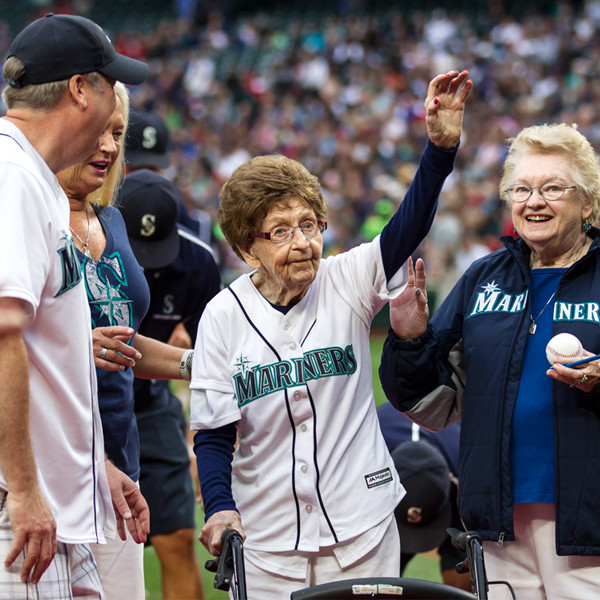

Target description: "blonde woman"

left=58, top=83, right=194, bottom=600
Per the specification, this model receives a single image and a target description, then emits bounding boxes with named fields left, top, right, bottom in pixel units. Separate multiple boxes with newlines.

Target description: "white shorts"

left=90, top=529, right=144, bottom=600
left=0, top=489, right=104, bottom=599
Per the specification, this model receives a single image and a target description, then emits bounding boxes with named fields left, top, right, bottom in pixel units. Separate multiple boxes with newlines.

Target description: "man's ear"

left=67, top=74, right=88, bottom=110
left=239, top=245, right=261, bottom=269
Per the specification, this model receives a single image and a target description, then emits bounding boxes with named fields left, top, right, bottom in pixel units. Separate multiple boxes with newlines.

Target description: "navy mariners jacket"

left=379, top=228, right=600, bottom=556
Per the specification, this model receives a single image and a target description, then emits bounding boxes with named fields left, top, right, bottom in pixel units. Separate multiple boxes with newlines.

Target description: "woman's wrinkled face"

left=511, top=153, right=592, bottom=255
left=58, top=98, right=125, bottom=197
left=241, top=198, right=324, bottom=299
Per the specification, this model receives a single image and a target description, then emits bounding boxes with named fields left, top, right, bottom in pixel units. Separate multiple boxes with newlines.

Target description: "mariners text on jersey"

left=467, top=281, right=600, bottom=325
left=467, top=281, right=528, bottom=318
left=233, top=344, right=357, bottom=406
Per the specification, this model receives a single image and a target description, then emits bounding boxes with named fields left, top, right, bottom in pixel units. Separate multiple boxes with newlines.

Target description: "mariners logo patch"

left=467, top=280, right=528, bottom=318
left=365, top=467, right=393, bottom=489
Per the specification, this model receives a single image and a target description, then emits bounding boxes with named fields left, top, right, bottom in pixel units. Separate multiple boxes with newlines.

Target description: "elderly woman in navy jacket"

left=379, top=123, right=600, bottom=600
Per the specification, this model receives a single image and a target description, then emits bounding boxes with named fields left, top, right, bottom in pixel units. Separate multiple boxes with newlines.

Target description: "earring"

left=584, top=222, right=592, bottom=233
left=512, top=226, right=517, bottom=236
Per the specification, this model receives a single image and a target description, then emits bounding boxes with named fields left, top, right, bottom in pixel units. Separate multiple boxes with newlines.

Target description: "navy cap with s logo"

left=125, top=108, right=170, bottom=169
left=117, top=169, right=180, bottom=269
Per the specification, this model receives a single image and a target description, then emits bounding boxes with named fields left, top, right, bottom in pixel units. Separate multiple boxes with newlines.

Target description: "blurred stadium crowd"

left=3, top=0, right=600, bottom=303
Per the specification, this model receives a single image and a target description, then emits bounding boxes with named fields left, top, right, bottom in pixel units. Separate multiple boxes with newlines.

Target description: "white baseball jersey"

left=190, top=236, right=407, bottom=554
left=0, top=120, right=115, bottom=544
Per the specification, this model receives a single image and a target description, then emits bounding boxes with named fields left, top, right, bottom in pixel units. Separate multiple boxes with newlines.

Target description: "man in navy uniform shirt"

left=118, top=168, right=221, bottom=600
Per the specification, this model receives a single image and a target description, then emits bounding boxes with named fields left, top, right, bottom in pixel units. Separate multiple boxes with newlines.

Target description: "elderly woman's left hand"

left=547, top=350, right=600, bottom=392
left=425, top=70, right=473, bottom=150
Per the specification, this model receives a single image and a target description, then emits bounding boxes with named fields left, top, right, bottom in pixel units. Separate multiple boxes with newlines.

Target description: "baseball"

left=546, top=333, right=584, bottom=365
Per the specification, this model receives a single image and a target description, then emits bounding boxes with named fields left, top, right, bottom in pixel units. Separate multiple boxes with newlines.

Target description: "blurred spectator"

left=5, top=1, right=600, bottom=306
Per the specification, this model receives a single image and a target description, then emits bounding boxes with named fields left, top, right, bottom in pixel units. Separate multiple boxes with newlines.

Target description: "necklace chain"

left=528, top=289, right=557, bottom=334
left=69, top=207, right=91, bottom=258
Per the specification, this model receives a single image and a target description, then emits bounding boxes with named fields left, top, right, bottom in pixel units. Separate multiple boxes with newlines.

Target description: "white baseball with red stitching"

left=546, top=333, right=584, bottom=365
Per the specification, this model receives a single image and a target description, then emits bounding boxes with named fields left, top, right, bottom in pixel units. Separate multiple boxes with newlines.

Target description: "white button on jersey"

left=294, top=391, right=302, bottom=401
left=283, top=321, right=290, bottom=330
left=300, top=424, right=307, bottom=432
left=305, top=505, right=313, bottom=513
left=301, top=464, right=308, bottom=473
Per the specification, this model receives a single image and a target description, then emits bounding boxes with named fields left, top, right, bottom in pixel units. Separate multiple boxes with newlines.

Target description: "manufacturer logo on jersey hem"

left=365, top=468, right=393, bottom=489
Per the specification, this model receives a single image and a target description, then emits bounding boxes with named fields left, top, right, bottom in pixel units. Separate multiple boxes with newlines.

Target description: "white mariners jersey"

left=0, top=121, right=115, bottom=544
left=190, top=237, right=407, bottom=553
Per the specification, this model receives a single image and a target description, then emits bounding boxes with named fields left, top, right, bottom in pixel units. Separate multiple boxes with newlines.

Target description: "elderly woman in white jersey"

left=189, top=70, right=472, bottom=599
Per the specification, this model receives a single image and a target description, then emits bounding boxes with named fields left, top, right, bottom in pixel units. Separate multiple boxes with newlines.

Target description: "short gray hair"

left=2, top=56, right=104, bottom=111
left=499, top=123, right=600, bottom=225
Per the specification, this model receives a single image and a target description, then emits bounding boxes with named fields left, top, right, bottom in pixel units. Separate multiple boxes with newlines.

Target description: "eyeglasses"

left=504, top=182, right=578, bottom=203
left=254, top=220, right=327, bottom=244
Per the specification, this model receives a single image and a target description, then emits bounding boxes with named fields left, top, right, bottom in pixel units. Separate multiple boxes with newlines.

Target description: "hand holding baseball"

left=546, top=333, right=599, bottom=391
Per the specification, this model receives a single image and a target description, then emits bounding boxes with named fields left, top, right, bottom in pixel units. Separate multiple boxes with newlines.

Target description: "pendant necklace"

left=528, top=290, right=557, bottom=334
left=69, top=206, right=92, bottom=258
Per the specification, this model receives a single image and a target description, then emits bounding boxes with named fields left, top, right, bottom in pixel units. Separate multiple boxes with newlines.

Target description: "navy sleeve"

left=379, top=325, right=454, bottom=411
left=183, top=250, right=222, bottom=345
left=380, top=140, right=458, bottom=281
left=194, top=423, right=238, bottom=520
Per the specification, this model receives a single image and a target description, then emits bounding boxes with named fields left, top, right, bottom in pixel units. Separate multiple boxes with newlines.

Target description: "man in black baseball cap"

left=0, top=12, right=148, bottom=595
left=117, top=169, right=181, bottom=269
left=124, top=108, right=207, bottom=239
left=117, top=167, right=220, bottom=600
left=125, top=108, right=171, bottom=170
left=392, top=439, right=453, bottom=555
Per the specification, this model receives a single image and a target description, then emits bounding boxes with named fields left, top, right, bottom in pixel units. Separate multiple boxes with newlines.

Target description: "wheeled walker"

left=207, top=527, right=516, bottom=599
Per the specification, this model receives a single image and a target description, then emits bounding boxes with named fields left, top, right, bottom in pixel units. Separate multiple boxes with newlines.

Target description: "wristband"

left=180, top=349, right=193, bottom=381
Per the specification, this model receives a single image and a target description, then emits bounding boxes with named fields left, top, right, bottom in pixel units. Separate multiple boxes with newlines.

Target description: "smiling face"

left=511, top=153, right=593, bottom=267
left=240, top=198, right=324, bottom=306
left=58, top=96, right=125, bottom=199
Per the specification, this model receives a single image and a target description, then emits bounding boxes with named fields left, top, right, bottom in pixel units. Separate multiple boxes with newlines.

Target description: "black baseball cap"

left=125, top=108, right=170, bottom=169
left=6, top=13, right=148, bottom=88
left=391, top=439, right=452, bottom=555
left=117, top=169, right=180, bottom=269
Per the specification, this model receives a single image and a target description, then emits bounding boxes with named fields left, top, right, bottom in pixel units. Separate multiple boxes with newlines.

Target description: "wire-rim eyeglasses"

left=254, top=220, right=327, bottom=244
left=504, top=182, right=578, bottom=203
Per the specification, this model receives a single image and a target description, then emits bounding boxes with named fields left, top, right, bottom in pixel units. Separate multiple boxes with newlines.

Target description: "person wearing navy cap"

left=125, top=108, right=212, bottom=242
left=0, top=11, right=147, bottom=598
left=377, top=404, right=469, bottom=590
left=118, top=168, right=221, bottom=600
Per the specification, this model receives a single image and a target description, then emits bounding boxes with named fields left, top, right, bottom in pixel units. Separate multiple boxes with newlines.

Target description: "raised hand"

left=390, top=257, right=429, bottom=340
left=425, top=70, right=472, bottom=149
